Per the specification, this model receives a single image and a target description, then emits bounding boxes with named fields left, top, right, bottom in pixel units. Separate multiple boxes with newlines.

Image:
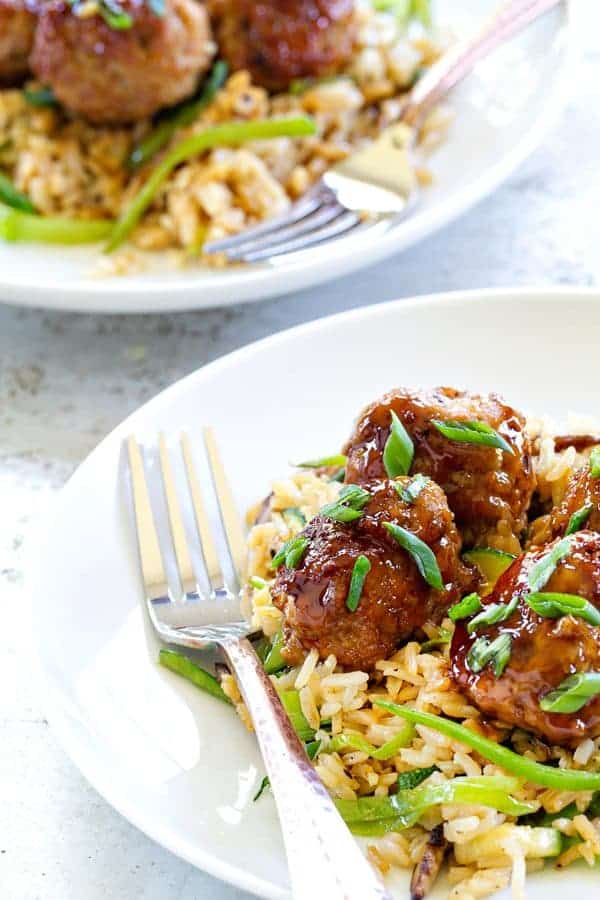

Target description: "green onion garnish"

left=467, top=594, right=519, bottom=634
left=383, top=411, right=414, bottom=478
left=527, top=536, right=573, bottom=593
left=249, top=575, right=267, bottom=590
left=106, top=116, right=316, bottom=252
left=281, top=507, right=306, bottom=530
left=326, top=721, right=414, bottom=760
left=0, top=203, right=112, bottom=244
left=383, top=522, right=443, bottom=590
left=0, top=173, right=35, bottom=213
left=278, top=689, right=316, bottom=741
left=297, top=453, right=348, bottom=469
left=565, top=503, right=593, bottom=536
left=159, top=649, right=232, bottom=704
left=23, top=86, right=58, bottom=108
left=395, top=473, right=429, bottom=504
left=431, top=420, right=514, bottom=455
left=374, top=699, right=600, bottom=789
left=271, top=535, right=309, bottom=570
left=525, top=592, right=600, bottom=627
left=254, top=737, right=321, bottom=801
left=98, top=0, right=133, bottom=29
left=540, top=672, right=600, bottom=714
left=467, top=632, right=512, bottom=677
left=590, top=446, right=600, bottom=478
left=345, top=555, right=371, bottom=612
left=320, top=484, right=371, bottom=523
left=420, top=626, right=451, bottom=650
left=396, top=766, right=439, bottom=791
left=263, top=629, right=287, bottom=674
left=253, top=775, right=270, bottom=802
left=449, top=592, right=482, bottom=622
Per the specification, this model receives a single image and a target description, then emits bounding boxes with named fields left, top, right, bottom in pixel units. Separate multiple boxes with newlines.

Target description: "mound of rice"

left=0, top=1, right=452, bottom=273
left=223, top=414, right=600, bottom=900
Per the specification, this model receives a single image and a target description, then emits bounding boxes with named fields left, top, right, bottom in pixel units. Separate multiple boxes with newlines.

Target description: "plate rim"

left=33, top=284, right=600, bottom=899
left=2, top=2, right=572, bottom=314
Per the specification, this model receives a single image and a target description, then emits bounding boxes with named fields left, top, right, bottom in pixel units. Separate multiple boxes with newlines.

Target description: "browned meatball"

left=549, top=464, right=600, bottom=538
left=0, top=0, right=36, bottom=85
left=272, top=477, right=476, bottom=671
left=210, top=0, right=357, bottom=91
left=344, top=387, right=536, bottom=549
left=31, top=0, right=215, bottom=124
left=451, top=531, right=600, bottom=747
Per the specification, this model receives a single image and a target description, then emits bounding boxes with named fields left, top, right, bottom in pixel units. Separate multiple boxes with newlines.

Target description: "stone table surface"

left=1, top=11, right=598, bottom=900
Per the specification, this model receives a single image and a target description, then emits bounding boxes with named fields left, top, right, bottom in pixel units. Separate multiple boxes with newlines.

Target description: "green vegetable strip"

left=159, top=649, right=232, bottom=704
left=320, top=484, right=371, bottom=523
left=527, top=536, right=573, bottom=592
left=467, top=595, right=519, bottom=634
left=325, top=721, right=414, bottom=760
left=590, top=446, right=600, bottom=478
left=565, top=503, right=593, bottom=536
left=539, top=672, right=600, bottom=714
left=335, top=775, right=536, bottom=836
left=396, top=765, right=438, bottom=791
left=467, top=632, right=512, bottom=677
left=0, top=204, right=112, bottom=244
left=23, top=86, right=58, bottom=108
left=0, top=173, right=35, bottom=213
left=106, top=116, right=316, bottom=251
left=449, top=592, right=482, bottom=622
left=271, top=535, right=309, bottom=570
left=263, top=629, right=287, bottom=674
left=128, top=61, right=229, bottom=170
left=253, top=775, right=270, bottom=802
left=431, top=419, right=514, bottom=455
left=383, top=522, right=443, bottom=590
left=374, top=699, right=600, bottom=790
left=420, top=626, right=451, bottom=650
left=297, top=454, right=348, bottom=469
left=395, top=473, right=429, bottom=504
left=525, top=592, right=600, bottom=627
left=383, top=410, right=414, bottom=478
left=279, top=690, right=316, bottom=741
left=346, top=555, right=371, bottom=612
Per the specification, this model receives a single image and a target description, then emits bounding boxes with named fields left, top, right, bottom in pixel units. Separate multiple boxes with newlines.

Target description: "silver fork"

left=126, top=430, right=391, bottom=900
left=203, top=0, right=563, bottom=263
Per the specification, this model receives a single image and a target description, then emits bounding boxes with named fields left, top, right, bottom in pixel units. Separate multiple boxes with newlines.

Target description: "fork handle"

left=220, top=636, right=391, bottom=900
left=402, top=0, right=563, bottom=126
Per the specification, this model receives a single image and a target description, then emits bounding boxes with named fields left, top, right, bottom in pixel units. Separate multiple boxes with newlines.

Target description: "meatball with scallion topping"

left=271, top=476, right=477, bottom=671
left=0, top=0, right=36, bottom=85
left=451, top=530, right=600, bottom=747
left=208, top=0, right=358, bottom=91
left=343, top=386, right=536, bottom=550
left=30, top=0, right=216, bottom=124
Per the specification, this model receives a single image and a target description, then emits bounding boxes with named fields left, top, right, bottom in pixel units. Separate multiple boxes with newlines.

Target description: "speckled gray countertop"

left=1, top=14, right=598, bottom=900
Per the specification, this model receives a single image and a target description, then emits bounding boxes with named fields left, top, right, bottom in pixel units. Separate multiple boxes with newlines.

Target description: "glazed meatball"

left=451, top=531, right=600, bottom=747
left=272, top=477, right=476, bottom=671
left=0, top=0, right=36, bottom=85
left=209, top=0, right=357, bottom=91
left=31, top=0, right=215, bottom=124
left=344, top=387, right=536, bottom=550
left=549, top=463, right=600, bottom=538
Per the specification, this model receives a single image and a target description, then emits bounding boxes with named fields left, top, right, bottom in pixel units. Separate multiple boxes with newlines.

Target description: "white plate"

left=2, top=1, right=570, bottom=314
left=34, top=287, right=600, bottom=899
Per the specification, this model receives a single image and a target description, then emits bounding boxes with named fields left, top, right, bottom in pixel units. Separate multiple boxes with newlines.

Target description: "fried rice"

left=0, top=1, right=451, bottom=272
left=223, top=414, right=600, bottom=900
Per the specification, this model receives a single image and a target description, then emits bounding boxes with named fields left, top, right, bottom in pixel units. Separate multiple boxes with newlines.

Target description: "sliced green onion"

left=271, top=535, right=309, bottom=570
left=297, top=454, right=348, bottom=469
left=279, top=690, right=316, bottom=741
left=281, top=507, right=306, bottom=530
left=263, top=629, right=287, bottom=674
left=591, top=446, right=600, bottom=478
left=23, top=86, right=58, bottom=108
left=395, top=473, right=429, bottom=504
left=565, top=503, right=593, bottom=536
left=249, top=575, right=267, bottom=590
left=159, top=649, right=232, bottom=704
left=449, top=592, right=482, bottom=622
left=396, top=765, right=438, bottom=791
left=374, top=699, right=600, bottom=790
left=0, top=203, right=112, bottom=244
left=539, top=672, right=600, bottom=714
left=346, top=555, right=371, bottom=612
left=329, top=468, right=346, bottom=483
left=106, top=116, right=316, bottom=251
left=306, top=739, right=322, bottom=760
left=0, top=173, right=35, bottom=213
left=253, top=775, right=270, bottom=802
left=467, top=595, right=519, bottom=634
left=99, top=0, right=133, bottom=29
left=128, top=61, right=229, bottom=170
left=383, top=522, right=443, bottom=590
left=431, top=419, right=514, bottom=455
left=527, top=536, right=573, bottom=593
left=335, top=775, right=535, bottom=836
left=326, top=721, right=415, bottom=760
left=320, top=484, right=371, bottom=523
left=254, top=738, right=321, bottom=801
left=467, top=632, right=512, bottom=677
left=525, top=592, right=600, bottom=627
left=420, top=627, right=451, bottom=650
left=383, top=411, right=414, bottom=478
